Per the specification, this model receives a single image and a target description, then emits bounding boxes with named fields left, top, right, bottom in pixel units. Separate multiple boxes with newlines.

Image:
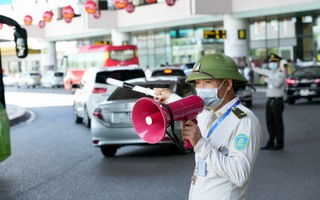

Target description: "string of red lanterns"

left=113, top=0, right=128, bottom=9
left=43, top=11, right=54, bottom=23
left=84, top=0, right=101, bottom=19
left=85, top=0, right=98, bottom=14
left=22, top=0, right=176, bottom=27
left=38, top=20, right=45, bottom=28
left=166, top=0, right=176, bottom=6
left=125, top=2, right=135, bottom=13
left=23, top=15, right=33, bottom=26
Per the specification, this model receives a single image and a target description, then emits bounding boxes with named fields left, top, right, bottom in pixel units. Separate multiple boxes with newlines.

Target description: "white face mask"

left=269, top=62, right=278, bottom=70
left=196, top=80, right=227, bottom=110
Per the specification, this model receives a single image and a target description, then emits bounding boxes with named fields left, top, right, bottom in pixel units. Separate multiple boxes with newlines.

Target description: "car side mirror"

left=13, top=27, right=28, bottom=58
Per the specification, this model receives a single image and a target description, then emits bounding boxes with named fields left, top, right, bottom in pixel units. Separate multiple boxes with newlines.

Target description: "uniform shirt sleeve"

left=194, top=114, right=262, bottom=187
left=253, top=67, right=271, bottom=77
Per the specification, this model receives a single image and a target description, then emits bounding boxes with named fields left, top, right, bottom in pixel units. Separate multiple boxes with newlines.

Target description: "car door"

left=74, top=70, right=94, bottom=118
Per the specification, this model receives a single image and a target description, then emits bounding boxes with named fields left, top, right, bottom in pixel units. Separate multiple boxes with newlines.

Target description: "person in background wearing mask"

left=252, top=53, right=286, bottom=150
left=154, top=53, right=262, bottom=200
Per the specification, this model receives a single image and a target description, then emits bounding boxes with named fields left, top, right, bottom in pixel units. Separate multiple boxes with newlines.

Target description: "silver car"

left=91, top=76, right=196, bottom=157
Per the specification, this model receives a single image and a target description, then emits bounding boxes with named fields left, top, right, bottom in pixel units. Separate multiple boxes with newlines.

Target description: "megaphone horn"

left=132, top=95, right=204, bottom=149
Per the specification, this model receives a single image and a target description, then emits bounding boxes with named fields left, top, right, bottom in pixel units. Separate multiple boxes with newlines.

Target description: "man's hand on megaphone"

left=182, top=120, right=202, bottom=147
left=154, top=88, right=173, bottom=104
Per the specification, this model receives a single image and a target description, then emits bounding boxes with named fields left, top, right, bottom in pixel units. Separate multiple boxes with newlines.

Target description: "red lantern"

left=113, top=0, right=128, bottom=9
left=38, top=20, right=45, bottom=28
left=62, top=5, right=75, bottom=19
left=24, top=15, right=33, bottom=26
left=146, top=0, right=157, bottom=3
left=93, top=9, right=101, bottom=19
left=166, top=0, right=175, bottom=6
left=43, top=11, right=54, bottom=23
left=85, top=0, right=98, bottom=14
left=64, top=17, right=73, bottom=23
left=125, top=2, right=135, bottom=13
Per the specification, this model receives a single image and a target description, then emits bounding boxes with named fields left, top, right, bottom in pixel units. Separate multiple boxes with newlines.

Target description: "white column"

left=41, top=41, right=57, bottom=73
left=111, top=29, right=129, bottom=45
left=223, top=15, right=249, bottom=60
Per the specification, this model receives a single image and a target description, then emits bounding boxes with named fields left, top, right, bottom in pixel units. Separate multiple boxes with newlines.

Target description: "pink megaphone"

left=131, top=95, right=204, bottom=149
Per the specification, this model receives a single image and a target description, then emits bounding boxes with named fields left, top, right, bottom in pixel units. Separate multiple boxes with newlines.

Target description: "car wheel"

left=100, top=145, right=118, bottom=157
left=307, top=97, right=313, bottom=102
left=83, top=107, right=91, bottom=128
left=287, top=97, right=295, bottom=104
left=73, top=104, right=83, bottom=123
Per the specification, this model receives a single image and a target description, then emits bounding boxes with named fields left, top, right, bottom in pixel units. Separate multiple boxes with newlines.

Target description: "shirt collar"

left=215, top=96, right=240, bottom=117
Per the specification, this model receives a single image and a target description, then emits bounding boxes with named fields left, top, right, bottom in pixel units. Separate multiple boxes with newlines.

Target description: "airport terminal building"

left=1, top=0, right=320, bottom=72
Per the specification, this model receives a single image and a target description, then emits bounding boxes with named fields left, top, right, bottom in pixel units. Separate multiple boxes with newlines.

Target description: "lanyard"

left=206, top=100, right=240, bottom=139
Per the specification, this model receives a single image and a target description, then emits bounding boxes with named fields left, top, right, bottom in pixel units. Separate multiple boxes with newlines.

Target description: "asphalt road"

left=1, top=87, right=320, bottom=200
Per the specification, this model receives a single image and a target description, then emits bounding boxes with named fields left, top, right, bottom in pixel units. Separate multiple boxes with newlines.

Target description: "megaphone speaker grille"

left=132, top=97, right=167, bottom=144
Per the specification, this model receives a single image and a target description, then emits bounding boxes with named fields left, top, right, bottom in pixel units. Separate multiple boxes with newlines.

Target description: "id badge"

left=197, top=157, right=206, bottom=177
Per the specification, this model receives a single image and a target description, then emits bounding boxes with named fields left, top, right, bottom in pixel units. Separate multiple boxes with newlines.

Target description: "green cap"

left=267, top=53, right=282, bottom=62
left=185, top=53, right=247, bottom=85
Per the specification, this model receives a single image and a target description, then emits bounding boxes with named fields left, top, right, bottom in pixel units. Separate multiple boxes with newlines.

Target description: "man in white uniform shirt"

left=155, top=53, right=262, bottom=200
left=252, top=53, right=286, bottom=150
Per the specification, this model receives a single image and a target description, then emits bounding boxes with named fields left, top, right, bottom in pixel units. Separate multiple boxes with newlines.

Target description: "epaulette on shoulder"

left=232, top=107, right=247, bottom=119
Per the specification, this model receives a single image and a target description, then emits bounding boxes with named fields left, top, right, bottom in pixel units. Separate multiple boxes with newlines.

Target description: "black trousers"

left=266, top=97, right=285, bottom=147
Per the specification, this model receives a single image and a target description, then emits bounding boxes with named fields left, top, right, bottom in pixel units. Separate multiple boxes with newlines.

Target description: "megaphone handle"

left=183, top=140, right=193, bottom=149
left=183, top=118, right=198, bottom=149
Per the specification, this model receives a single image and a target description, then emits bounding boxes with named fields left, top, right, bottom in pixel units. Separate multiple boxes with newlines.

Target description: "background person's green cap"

left=185, top=53, right=247, bottom=85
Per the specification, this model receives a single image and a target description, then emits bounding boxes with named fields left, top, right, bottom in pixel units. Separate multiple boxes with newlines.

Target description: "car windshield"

left=294, top=67, right=320, bottom=76
left=95, top=69, right=146, bottom=84
left=184, top=63, right=195, bottom=69
left=54, top=72, right=64, bottom=77
left=151, top=69, right=185, bottom=77
left=30, top=73, right=41, bottom=76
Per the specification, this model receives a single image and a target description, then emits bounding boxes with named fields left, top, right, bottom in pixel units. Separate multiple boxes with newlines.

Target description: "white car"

left=16, top=72, right=42, bottom=88
left=73, top=66, right=146, bottom=128
left=41, top=71, right=64, bottom=88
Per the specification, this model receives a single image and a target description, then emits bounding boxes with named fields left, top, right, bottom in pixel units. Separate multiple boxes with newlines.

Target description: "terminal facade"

left=1, top=0, right=320, bottom=74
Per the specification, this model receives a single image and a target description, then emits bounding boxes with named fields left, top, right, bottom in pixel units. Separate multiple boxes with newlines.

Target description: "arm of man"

left=252, top=66, right=271, bottom=77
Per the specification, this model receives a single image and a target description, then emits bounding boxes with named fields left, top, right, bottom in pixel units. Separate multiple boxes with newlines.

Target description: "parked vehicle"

left=16, top=72, right=42, bottom=88
left=91, top=76, right=196, bottom=157
left=41, top=71, right=64, bottom=88
left=180, top=62, right=195, bottom=76
left=236, top=84, right=253, bottom=107
left=73, top=66, right=146, bottom=128
left=237, top=66, right=253, bottom=107
left=285, top=66, right=320, bottom=104
left=151, top=67, right=186, bottom=77
left=3, top=74, right=17, bottom=87
left=64, top=69, right=85, bottom=91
